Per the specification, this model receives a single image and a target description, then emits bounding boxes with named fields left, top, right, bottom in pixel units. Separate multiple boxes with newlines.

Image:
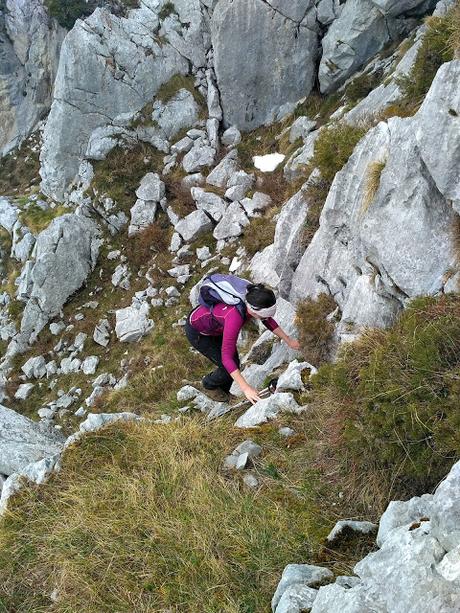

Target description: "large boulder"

left=20, top=214, right=101, bottom=342
left=290, top=110, right=457, bottom=340
left=310, top=459, right=460, bottom=612
left=0, top=403, right=64, bottom=476
left=211, top=0, right=318, bottom=130
left=0, top=0, right=65, bottom=155
left=318, top=0, right=436, bottom=93
left=39, top=1, right=211, bottom=200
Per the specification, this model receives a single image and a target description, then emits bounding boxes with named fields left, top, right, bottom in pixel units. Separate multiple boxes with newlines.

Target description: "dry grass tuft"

left=361, top=160, right=386, bottom=214
left=447, top=1, right=460, bottom=57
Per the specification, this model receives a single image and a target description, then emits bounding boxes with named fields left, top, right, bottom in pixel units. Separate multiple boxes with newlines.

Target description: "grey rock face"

left=275, top=585, right=318, bottom=613
left=371, top=0, right=436, bottom=15
left=20, top=214, right=101, bottom=342
left=310, top=459, right=460, bottom=613
left=39, top=5, right=191, bottom=200
left=290, top=109, right=457, bottom=340
left=0, top=403, right=64, bottom=475
left=415, top=60, right=460, bottom=209
left=213, top=202, right=249, bottom=240
left=319, top=0, right=392, bottom=94
left=0, top=0, right=65, bottom=155
left=211, top=0, right=318, bottom=130
left=175, top=210, right=214, bottom=242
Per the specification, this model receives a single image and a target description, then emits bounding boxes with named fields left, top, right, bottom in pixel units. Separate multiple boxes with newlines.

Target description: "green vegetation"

left=91, top=142, right=164, bottom=213
left=19, top=202, right=68, bottom=234
left=0, top=139, right=40, bottom=197
left=156, top=74, right=205, bottom=109
left=396, top=13, right=455, bottom=114
left=345, top=70, right=383, bottom=106
left=45, top=0, right=139, bottom=29
left=296, top=294, right=338, bottom=366
left=314, top=295, right=460, bottom=498
left=311, top=123, right=367, bottom=184
left=241, top=216, right=276, bottom=258
left=159, top=1, right=177, bottom=20
left=0, top=419, right=322, bottom=612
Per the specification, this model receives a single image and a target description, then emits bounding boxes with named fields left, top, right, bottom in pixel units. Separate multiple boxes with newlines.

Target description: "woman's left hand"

left=287, top=338, right=300, bottom=350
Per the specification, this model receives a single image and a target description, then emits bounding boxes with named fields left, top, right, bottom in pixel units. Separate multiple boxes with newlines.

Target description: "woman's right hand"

left=242, top=384, right=261, bottom=405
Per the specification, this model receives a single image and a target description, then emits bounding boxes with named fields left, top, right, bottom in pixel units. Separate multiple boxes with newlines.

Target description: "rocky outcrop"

left=211, top=0, right=319, bottom=131
left=0, top=0, right=65, bottom=155
left=19, top=214, right=101, bottom=342
left=309, top=459, right=460, bottom=612
left=0, top=403, right=64, bottom=475
left=318, top=0, right=437, bottom=93
left=39, top=1, right=212, bottom=200
left=290, top=61, right=460, bottom=342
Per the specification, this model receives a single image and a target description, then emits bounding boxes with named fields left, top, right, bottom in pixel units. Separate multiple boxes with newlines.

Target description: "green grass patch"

left=313, top=295, right=460, bottom=499
left=19, top=203, right=68, bottom=235
left=395, top=13, right=455, bottom=114
left=156, top=74, right=205, bottom=110
left=0, top=139, right=40, bottom=197
left=159, top=1, right=177, bottom=20
left=0, top=419, right=322, bottom=612
left=296, top=294, right=338, bottom=367
left=311, top=124, right=367, bottom=184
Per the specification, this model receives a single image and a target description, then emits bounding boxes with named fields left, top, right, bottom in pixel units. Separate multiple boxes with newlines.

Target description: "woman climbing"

left=185, top=274, right=300, bottom=404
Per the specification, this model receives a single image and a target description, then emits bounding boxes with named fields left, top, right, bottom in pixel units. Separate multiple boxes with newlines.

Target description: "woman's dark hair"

left=245, top=283, right=276, bottom=309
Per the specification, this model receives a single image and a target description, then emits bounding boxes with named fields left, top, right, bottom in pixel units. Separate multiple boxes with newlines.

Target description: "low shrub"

left=45, top=0, right=139, bottom=29
left=314, top=295, right=460, bottom=498
left=296, top=293, right=338, bottom=366
left=91, top=143, right=163, bottom=213
left=241, top=216, right=276, bottom=258
left=345, top=70, right=383, bottom=106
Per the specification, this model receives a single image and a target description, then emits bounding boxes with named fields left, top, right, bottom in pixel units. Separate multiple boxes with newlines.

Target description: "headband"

left=247, top=303, right=277, bottom=319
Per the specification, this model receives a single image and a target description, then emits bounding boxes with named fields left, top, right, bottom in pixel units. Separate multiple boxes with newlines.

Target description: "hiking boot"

left=202, top=387, right=230, bottom=403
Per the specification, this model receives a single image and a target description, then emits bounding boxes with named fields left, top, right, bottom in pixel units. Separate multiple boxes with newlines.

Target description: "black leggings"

left=185, top=319, right=240, bottom=393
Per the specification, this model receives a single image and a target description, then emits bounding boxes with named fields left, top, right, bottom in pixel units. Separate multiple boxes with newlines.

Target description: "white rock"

left=22, top=356, right=47, bottom=379
left=81, top=356, right=100, bottom=376
left=115, top=303, right=154, bottom=343
left=14, top=383, right=35, bottom=401
left=235, top=393, right=303, bottom=428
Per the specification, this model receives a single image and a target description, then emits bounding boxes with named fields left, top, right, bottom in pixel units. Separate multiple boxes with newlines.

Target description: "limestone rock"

left=21, top=355, right=46, bottom=379
left=235, top=393, right=303, bottom=428
left=327, top=520, right=378, bottom=543
left=183, top=144, right=216, bottom=173
left=0, top=404, right=64, bottom=475
left=40, top=5, right=190, bottom=200
left=213, top=202, right=249, bottom=240
left=319, top=0, right=393, bottom=93
left=212, top=0, right=318, bottom=130
left=20, top=214, right=101, bottom=342
left=206, top=150, right=239, bottom=187
left=222, top=126, right=241, bottom=146
left=115, top=303, right=154, bottom=343
left=290, top=111, right=457, bottom=341
left=272, top=564, right=333, bottom=611
left=275, top=585, right=318, bottom=613
left=175, top=210, right=214, bottom=242
left=191, top=188, right=227, bottom=222
left=277, top=360, right=317, bottom=392
left=1, top=0, right=65, bottom=155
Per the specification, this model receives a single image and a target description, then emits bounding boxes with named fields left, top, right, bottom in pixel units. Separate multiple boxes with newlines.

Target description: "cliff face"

left=0, top=0, right=459, bottom=611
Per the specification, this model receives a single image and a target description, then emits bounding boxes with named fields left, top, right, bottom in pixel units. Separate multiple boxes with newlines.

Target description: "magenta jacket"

left=189, top=304, right=279, bottom=374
